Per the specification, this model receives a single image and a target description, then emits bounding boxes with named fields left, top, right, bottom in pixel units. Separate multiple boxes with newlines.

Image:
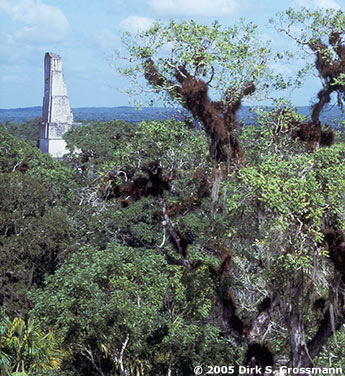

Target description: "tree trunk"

left=286, top=306, right=308, bottom=368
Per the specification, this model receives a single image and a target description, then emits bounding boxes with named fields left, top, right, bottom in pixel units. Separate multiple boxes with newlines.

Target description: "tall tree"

left=119, top=20, right=291, bottom=175
left=272, top=7, right=345, bottom=148
left=116, top=18, right=345, bottom=372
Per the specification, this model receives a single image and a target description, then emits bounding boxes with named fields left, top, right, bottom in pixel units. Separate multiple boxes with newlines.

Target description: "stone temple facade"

left=39, top=52, right=73, bottom=158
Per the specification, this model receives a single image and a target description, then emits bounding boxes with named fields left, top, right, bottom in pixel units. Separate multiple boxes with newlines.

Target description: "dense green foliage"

left=0, top=172, right=73, bottom=316
left=2, top=118, right=40, bottom=147
left=0, top=315, right=60, bottom=376
left=2, top=109, right=345, bottom=373
left=0, top=129, right=77, bottom=318
left=31, top=244, right=236, bottom=375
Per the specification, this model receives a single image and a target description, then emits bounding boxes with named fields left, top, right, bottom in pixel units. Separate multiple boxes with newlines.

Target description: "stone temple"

left=39, top=52, right=74, bottom=158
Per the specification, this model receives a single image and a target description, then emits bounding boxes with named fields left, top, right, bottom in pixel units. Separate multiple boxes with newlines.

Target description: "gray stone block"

left=39, top=52, right=73, bottom=158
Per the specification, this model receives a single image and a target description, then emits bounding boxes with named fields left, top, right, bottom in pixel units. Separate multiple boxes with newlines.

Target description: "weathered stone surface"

left=40, top=122, right=71, bottom=139
left=40, top=52, right=73, bottom=158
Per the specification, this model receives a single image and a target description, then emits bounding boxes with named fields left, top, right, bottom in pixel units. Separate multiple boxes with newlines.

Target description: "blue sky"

left=0, top=0, right=344, bottom=109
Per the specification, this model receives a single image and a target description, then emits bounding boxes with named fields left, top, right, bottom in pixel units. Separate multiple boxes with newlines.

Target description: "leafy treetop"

left=118, top=20, right=294, bottom=172
left=272, top=7, right=345, bottom=122
left=120, top=19, right=287, bottom=104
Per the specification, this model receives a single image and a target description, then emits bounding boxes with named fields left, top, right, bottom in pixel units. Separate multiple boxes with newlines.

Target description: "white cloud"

left=0, top=0, right=71, bottom=45
left=293, top=0, right=341, bottom=9
left=120, top=16, right=154, bottom=33
left=147, top=0, right=239, bottom=16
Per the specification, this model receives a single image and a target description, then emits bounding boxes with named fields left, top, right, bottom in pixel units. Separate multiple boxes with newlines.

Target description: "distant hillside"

left=0, top=105, right=344, bottom=126
left=0, top=106, right=42, bottom=124
left=0, top=106, right=181, bottom=124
